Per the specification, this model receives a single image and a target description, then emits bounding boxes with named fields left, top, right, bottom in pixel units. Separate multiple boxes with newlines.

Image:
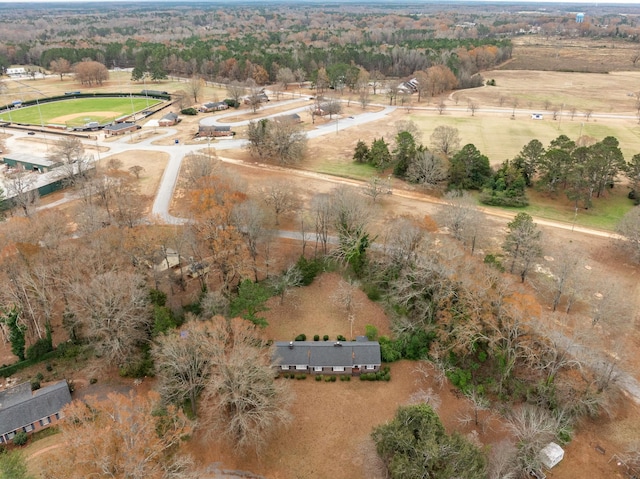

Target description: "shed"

left=539, top=442, right=564, bottom=469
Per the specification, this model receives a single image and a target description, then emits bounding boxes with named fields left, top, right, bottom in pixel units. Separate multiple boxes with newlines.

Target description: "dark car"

left=27, top=131, right=35, bottom=135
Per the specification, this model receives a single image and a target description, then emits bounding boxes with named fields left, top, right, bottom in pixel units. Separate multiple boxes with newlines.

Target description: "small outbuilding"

left=539, top=442, right=564, bottom=469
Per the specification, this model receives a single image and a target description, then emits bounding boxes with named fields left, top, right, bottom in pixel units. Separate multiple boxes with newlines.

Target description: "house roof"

left=0, top=380, right=72, bottom=435
left=273, top=341, right=381, bottom=368
left=160, top=112, right=178, bottom=121
left=104, top=122, right=137, bottom=132
left=203, top=101, right=226, bottom=108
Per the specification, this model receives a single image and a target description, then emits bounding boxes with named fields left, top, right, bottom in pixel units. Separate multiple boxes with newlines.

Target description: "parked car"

left=27, top=131, right=35, bottom=135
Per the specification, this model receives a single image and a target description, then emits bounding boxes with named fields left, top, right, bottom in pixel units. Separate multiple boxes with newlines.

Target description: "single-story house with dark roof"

left=103, top=122, right=141, bottom=137
left=273, top=338, right=381, bottom=375
left=159, top=112, right=180, bottom=127
left=274, top=113, right=302, bottom=124
left=197, top=125, right=234, bottom=138
left=0, top=380, right=72, bottom=443
left=199, top=101, right=229, bottom=113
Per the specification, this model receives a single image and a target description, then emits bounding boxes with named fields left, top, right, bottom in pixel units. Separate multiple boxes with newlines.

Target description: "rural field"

left=3, top=32, right=640, bottom=479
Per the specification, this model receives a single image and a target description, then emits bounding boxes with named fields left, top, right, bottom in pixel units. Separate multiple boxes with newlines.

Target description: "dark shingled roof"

left=0, top=380, right=72, bottom=435
left=273, top=341, right=381, bottom=368
left=104, top=122, right=137, bottom=132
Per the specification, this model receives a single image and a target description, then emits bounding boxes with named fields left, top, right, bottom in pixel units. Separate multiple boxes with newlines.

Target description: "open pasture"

left=406, top=112, right=640, bottom=165
left=1, top=97, right=161, bottom=127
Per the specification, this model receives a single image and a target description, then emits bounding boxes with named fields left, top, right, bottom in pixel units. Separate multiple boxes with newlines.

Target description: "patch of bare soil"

left=98, top=149, right=168, bottom=198
left=50, top=111, right=121, bottom=124
left=505, top=36, right=640, bottom=73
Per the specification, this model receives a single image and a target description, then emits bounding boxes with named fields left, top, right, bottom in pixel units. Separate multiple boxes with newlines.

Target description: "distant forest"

left=0, top=2, right=638, bottom=86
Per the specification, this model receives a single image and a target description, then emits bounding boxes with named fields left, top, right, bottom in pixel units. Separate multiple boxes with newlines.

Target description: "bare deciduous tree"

left=182, top=152, right=219, bottom=188
left=44, top=391, right=195, bottom=479
left=430, top=125, right=460, bottom=157
left=362, top=176, right=389, bottom=204
left=51, top=137, right=92, bottom=186
left=5, top=167, right=39, bottom=217
left=311, top=193, right=331, bottom=256
left=129, top=165, right=144, bottom=179
left=437, top=190, right=483, bottom=254
left=506, top=405, right=565, bottom=474
left=405, top=150, right=447, bottom=189
left=260, top=180, right=298, bottom=226
left=68, top=270, right=151, bottom=365
left=153, top=319, right=219, bottom=412
left=200, top=317, right=292, bottom=452
left=331, top=279, right=361, bottom=339
left=187, top=75, right=204, bottom=103
left=232, top=199, right=269, bottom=281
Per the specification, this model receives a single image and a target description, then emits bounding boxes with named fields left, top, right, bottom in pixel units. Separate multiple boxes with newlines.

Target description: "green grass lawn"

left=482, top=186, right=633, bottom=230
left=1, top=97, right=161, bottom=127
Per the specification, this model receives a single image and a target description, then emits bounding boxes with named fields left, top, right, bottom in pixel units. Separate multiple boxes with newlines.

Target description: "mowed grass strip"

left=2, top=97, right=161, bottom=126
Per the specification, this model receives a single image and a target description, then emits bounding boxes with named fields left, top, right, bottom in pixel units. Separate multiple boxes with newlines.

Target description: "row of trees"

left=354, top=123, right=640, bottom=210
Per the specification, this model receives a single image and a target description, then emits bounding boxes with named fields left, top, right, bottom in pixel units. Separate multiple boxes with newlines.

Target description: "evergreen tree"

left=448, top=144, right=492, bottom=190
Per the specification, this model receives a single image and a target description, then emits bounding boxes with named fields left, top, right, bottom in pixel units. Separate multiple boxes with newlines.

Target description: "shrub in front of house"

left=13, top=431, right=28, bottom=446
left=30, top=379, right=41, bottom=391
left=323, top=335, right=329, bottom=341
left=337, top=335, right=346, bottom=342
left=180, top=107, right=198, bottom=115
left=295, top=374, right=307, bottom=380
left=315, top=375, right=323, bottom=381
left=295, top=334, right=306, bottom=341
left=313, top=334, right=320, bottom=341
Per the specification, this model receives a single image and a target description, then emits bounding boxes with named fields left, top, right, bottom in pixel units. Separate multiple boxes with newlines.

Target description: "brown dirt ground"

left=183, top=272, right=638, bottom=479
left=50, top=111, right=122, bottom=124
left=505, top=36, right=640, bottom=73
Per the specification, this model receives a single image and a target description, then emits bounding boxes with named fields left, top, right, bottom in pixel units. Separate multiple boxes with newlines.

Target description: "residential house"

left=159, top=112, right=180, bottom=127
left=103, top=122, right=141, bottom=137
left=397, top=77, right=419, bottom=94
left=197, top=125, right=234, bottom=138
left=0, top=380, right=72, bottom=444
left=273, top=338, right=381, bottom=375
left=199, top=101, right=229, bottom=113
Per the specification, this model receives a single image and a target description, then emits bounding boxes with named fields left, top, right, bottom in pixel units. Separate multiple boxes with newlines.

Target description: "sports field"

left=0, top=97, right=161, bottom=127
